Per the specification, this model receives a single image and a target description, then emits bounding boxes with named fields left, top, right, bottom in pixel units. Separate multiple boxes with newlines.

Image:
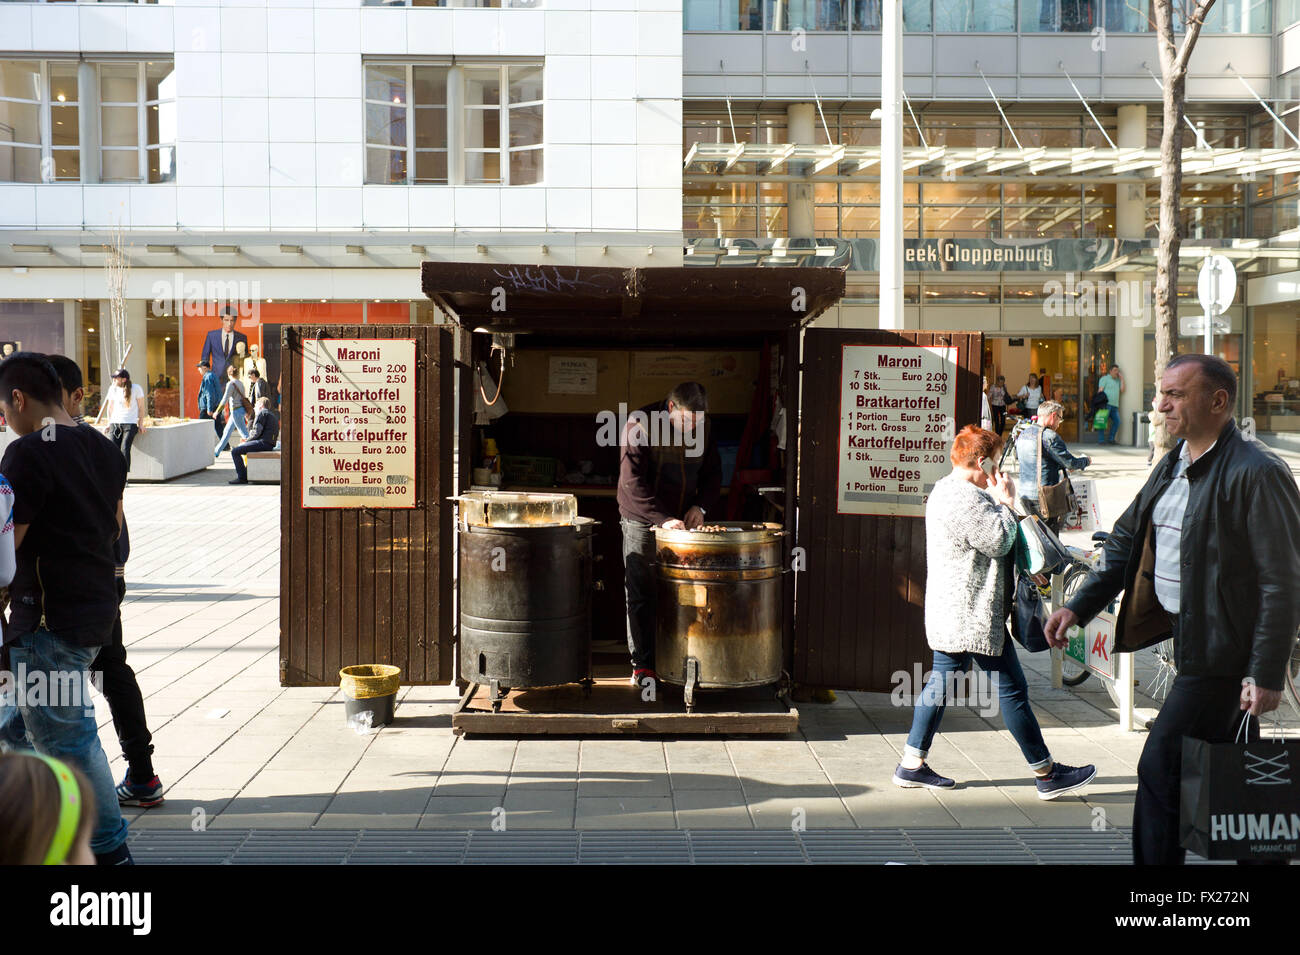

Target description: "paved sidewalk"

left=98, top=447, right=1298, bottom=837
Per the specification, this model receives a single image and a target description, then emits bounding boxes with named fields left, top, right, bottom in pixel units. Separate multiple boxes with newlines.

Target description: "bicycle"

left=998, top=413, right=1034, bottom=472
left=1049, top=532, right=1300, bottom=721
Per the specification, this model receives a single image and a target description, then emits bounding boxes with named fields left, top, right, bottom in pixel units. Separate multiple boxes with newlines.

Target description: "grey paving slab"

left=672, top=790, right=754, bottom=829
left=575, top=797, right=677, bottom=829
left=499, top=791, right=578, bottom=829
left=418, top=796, right=506, bottom=829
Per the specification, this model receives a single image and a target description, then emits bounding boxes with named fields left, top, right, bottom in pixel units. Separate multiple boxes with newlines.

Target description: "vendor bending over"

left=616, top=381, right=722, bottom=687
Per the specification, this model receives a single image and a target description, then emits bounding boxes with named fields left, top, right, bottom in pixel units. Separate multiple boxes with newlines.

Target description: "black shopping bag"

left=1180, top=721, right=1300, bottom=861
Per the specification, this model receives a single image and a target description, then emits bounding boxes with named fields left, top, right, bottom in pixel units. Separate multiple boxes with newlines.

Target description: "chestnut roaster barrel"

left=456, top=493, right=593, bottom=693
left=654, top=522, right=784, bottom=692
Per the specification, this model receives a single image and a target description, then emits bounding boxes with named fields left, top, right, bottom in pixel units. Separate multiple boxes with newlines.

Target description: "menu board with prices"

left=836, top=344, right=959, bottom=517
left=300, top=338, right=416, bottom=509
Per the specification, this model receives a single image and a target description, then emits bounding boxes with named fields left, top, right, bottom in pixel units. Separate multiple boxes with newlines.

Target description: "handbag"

left=1008, top=568, right=1050, bottom=652
left=1014, top=512, right=1071, bottom=575
left=1180, top=715, right=1299, bottom=861
left=1036, top=425, right=1077, bottom=521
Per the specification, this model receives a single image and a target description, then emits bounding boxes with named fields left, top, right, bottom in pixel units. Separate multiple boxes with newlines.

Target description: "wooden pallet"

left=451, top=675, right=798, bottom=737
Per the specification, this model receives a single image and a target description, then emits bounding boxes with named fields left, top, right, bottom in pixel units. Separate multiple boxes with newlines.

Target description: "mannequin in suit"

left=200, top=308, right=249, bottom=381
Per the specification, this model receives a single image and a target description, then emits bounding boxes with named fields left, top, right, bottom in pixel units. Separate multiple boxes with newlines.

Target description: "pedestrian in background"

left=103, top=369, right=146, bottom=473
left=893, top=425, right=1096, bottom=799
left=1046, top=354, right=1300, bottom=865
left=196, top=359, right=223, bottom=439
left=229, top=397, right=279, bottom=485
left=1016, top=373, right=1043, bottom=419
left=1015, top=400, right=1090, bottom=534
left=988, top=375, right=1008, bottom=434
left=45, top=355, right=164, bottom=810
left=213, top=363, right=251, bottom=457
left=1096, top=364, right=1125, bottom=445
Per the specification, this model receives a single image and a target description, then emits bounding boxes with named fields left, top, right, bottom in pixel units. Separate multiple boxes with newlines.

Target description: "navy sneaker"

left=892, top=763, right=955, bottom=791
left=1035, top=762, right=1096, bottom=800
left=117, top=774, right=165, bottom=808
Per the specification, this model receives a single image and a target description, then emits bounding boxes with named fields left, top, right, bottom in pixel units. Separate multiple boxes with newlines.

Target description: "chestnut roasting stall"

left=278, top=263, right=984, bottom=734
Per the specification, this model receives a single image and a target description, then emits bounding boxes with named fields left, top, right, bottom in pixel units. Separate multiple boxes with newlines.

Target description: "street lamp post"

left=879, top=0, right=904, bottom=330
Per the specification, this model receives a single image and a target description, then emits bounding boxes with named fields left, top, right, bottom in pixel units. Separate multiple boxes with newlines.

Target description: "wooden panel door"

left=279, top=325, right=455, bottom=686
left=793, top=329, right=984, bottom=692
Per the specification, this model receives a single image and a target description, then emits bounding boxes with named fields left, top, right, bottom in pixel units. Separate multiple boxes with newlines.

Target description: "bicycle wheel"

left=1146, top=637, right=1178, bottom=703
left=1059, top=565, right=1090, bottom=686
left=1284, top=628, right=1300, bottom=720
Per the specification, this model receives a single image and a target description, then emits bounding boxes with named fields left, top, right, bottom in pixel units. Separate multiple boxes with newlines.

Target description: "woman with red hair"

left=892, top=425, right=1096, bottom=799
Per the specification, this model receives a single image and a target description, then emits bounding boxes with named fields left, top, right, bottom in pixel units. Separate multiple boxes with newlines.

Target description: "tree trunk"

left=1150, top=0, right=1213, bottom=459
left=1152, top=65, right=1183, bottom=457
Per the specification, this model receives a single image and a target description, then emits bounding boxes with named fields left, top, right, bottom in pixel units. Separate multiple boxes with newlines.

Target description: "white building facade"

left=0, top=0, right=683, bottom=410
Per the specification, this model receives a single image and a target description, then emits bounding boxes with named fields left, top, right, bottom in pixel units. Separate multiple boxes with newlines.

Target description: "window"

left=98, top=61, right=175, bottom=183
left=1019, top=0, right=1097, bottom=31
left=933, top=0, right=1016, bottom=31
left=361, top=0, right=542, bottom=8
left=365, top=61, right=542, bottom=186
left=0, top=60, right=78, bottom=183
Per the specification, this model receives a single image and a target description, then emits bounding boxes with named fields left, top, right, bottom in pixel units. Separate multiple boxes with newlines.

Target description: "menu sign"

left=837, top=344, right=958, bottom=517
left=300, top=338, right=416, bottom=509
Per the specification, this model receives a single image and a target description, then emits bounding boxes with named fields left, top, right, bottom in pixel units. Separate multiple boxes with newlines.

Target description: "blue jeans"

left=214, top=412, right=249, bottom=455
left=0, top=629, right=130, bottom=855
left=1096, top=410, right=1119, bottom=444
left=904, top=637, right=1052, bottom=770
left=232, top=438, right=275, bottom=481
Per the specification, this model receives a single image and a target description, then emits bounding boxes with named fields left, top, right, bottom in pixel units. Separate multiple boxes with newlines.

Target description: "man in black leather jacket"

left=1045, top=354, right=1300, bottom=865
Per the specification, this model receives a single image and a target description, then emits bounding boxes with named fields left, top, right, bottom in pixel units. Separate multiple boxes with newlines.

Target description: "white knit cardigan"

left=923, top=472, right=1019, bottom=655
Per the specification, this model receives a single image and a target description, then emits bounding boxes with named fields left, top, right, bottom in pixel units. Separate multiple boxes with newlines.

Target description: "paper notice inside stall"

left=836, top=344, right=959, bottom=517
left=301, top=338, right=416, bottom=509
left=548, top=356, right=598, bottom=395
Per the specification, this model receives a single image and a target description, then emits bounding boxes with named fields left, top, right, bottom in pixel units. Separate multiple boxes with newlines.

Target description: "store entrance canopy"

left=421, top=263, right=847, bottom=336
left=683, top=143, right=1300, bottom=183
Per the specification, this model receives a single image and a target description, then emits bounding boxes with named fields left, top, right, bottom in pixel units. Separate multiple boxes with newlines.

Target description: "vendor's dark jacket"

left=617, top=400, right=722, bottom=526
left=1065, top=418, right=1300, bottom=691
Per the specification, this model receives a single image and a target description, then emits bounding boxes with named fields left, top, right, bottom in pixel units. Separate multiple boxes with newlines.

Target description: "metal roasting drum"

left=453, top=492, right=592, bottom=710
left=653, top=521, right=785, bottom=711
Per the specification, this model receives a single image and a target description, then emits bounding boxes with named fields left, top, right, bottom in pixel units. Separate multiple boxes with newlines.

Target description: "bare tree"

left=99, top=222, right=132, bottom=422
left=1150, top=0, right=1215, bottom=456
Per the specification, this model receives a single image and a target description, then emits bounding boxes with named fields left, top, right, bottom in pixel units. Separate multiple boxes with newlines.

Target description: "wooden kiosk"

left=277, top=264, right=983, bottom=736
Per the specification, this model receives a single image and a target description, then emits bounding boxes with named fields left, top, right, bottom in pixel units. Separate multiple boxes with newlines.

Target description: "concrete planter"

left=0, top=419, right=213, bottom=482
left=124, top=420, right=214, bottom=481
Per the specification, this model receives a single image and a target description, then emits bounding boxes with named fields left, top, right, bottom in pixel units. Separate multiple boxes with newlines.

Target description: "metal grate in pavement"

left=464, top=831, right=579, bottom=865
left=577, top=831, right=692, bottom=865
left=126, top=826, right=1215, bottom=865
left=349, top=832, right=469, bottom=865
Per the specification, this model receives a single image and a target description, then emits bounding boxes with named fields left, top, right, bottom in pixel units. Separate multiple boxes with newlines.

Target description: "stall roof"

left=421, top=263, right=846, bottom=336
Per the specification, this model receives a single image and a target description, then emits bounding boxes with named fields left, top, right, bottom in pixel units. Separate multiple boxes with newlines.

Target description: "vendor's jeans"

left=0, top=629, right=130, bottom=856
left=620, top=519, right=657, bottom=670
left=904, top=637, right=1052, bottom=770
left=214, top=413, right=249, bottom=456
